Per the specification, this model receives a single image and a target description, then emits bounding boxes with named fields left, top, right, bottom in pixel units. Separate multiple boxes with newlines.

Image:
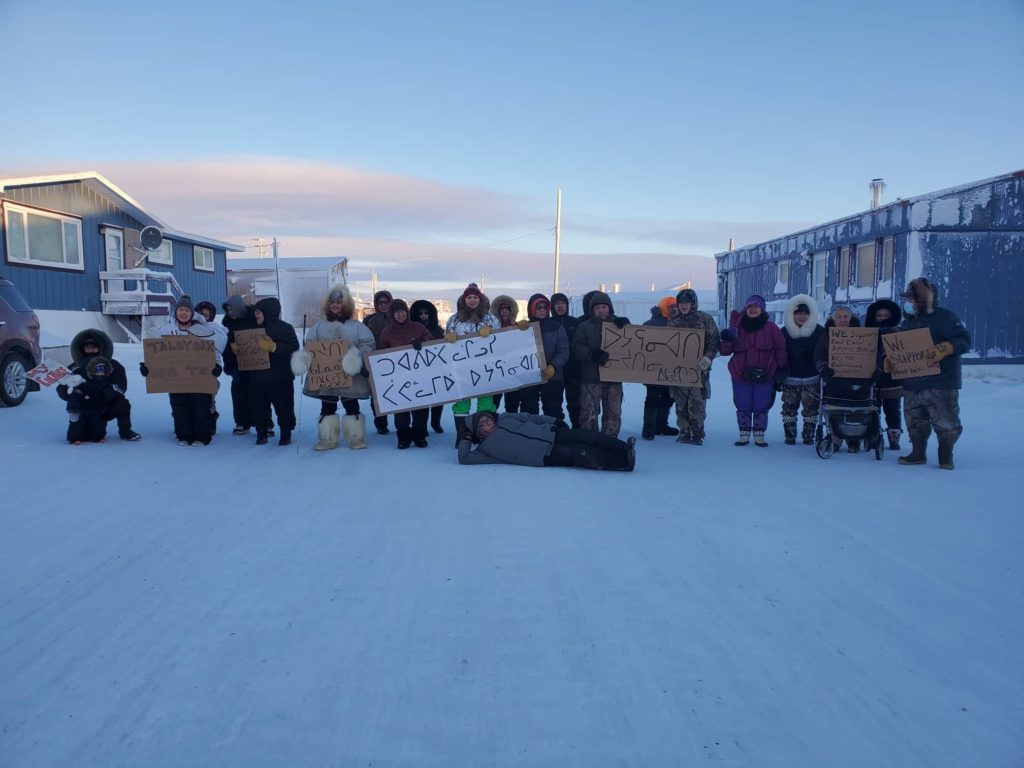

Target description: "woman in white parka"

left=444, top=283, right=502, bottom=442
left=291, top=286, right=376, bottom=450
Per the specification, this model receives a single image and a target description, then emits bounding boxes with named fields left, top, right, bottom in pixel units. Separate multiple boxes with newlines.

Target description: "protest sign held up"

left=233, top=329, right=271, bottom=371
left=143, top=337, right=217, bottom=394
left=598, top=324, right=705, bottom=387
left=304, top=340, right=353, bottom=393
left=882, top=328, right=940, bottom=380
left=829, top=327, right=879, bottom=378
left=26, top=363, right=71, bottom=387
left=366, top=325, right=546, bottom=415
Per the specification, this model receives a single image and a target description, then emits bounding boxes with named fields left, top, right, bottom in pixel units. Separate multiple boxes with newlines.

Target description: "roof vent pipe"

left=870, top=178, right=886, bottom=210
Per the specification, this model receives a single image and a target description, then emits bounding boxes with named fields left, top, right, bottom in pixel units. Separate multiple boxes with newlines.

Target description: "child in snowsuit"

left=63, top=356, right=118, bottom=444
left=56, top=329, right=140, bottom=441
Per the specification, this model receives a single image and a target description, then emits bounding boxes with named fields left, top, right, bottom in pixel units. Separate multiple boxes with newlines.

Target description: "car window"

left=0, top=284, right=32, bottom=312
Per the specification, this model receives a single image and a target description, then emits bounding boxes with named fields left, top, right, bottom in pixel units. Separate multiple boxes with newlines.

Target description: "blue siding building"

left=0, top=172, right=243, bottom=341
left=715, top=171, right=1024, bottom=362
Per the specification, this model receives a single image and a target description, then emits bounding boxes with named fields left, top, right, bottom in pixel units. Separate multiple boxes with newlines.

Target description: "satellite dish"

left=140, top=226, right=163, bottom=251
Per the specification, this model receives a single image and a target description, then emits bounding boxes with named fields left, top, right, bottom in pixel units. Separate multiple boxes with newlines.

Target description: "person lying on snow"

left=457, top=411, right=636, bottom=471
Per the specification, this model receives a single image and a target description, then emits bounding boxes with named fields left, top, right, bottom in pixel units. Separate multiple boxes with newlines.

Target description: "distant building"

left=0, top=172, right=242, bottom=344
left=715, top=170, right=1024, bottom=362
left=227, top=256, right=348, bottom=330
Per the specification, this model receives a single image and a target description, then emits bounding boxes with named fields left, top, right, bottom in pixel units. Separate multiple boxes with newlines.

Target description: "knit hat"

left=462, top=284, right=483, bottom=301
left=744, top=294, right=766, bottom=311
left=388, top=299, right=409, bottom=319
left=175, top=295, right=194, bottom=312
left=470, top=410, right=498, bottom=438
left=832, top=303, right=855, bottom=317
left=658, top=296, right=677, bottom=318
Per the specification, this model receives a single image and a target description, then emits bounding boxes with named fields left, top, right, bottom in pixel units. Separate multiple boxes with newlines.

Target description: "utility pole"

left=254, top=236, right=267, bottom=259
left=553, top=189, right=562, bottom=294
left=272, top=237, right=281, bottom=298
left=479, top=274, right=485, bottom=293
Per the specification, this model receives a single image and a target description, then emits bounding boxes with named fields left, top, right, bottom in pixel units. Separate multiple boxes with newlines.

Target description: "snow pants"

left=544, top=427, right=630, bottom=470
left=904, top=388, right=961, bottom=446
left=731, top=378, right=775, bottom=431
left=250, top=379, right=296, bottom=438
left=169, top=392, right=215, bottom=445
left=579, top=382, right=623, bottom=438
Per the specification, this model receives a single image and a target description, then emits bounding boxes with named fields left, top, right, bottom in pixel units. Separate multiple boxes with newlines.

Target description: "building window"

left=881, top=237, right=894, bottom=281
left=148, top=239, right=173, bottom=266
left=2, top=202, right=83, bottom=271
left=775, top=261, right=789, bottom=293
left=193, top=245, right=214, bottom=272
left=855, top=242, right=876, bottom=288
left=812, top=252, right=827, bottom=302
left=839, top=246, right=851, bottom=290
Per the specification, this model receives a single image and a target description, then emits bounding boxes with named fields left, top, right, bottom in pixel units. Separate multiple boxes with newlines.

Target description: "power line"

left=441, top=227, right=554, bottom=259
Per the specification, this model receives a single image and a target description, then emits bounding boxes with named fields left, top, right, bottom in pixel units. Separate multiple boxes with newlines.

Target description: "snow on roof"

left=227, top=256, right=348, bottom=271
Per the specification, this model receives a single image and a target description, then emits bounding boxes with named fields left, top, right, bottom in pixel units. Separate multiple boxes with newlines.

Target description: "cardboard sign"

left=143, top=337, right=218, bottom=395
left=304, top=339, right=353, bottom=392
left=234, top=329, right=271, bottom=371
left=829, top=326, right=879, bottom=378
left=598, top=324, right=706, bottom=387
left=26, top=362, right=71, bottom=387
left=366, top=325, right=547, bottom=415
left=881, top=328, right=940, bottom=380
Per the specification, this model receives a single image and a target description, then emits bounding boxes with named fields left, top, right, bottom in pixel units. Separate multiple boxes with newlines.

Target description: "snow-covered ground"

left=2, top=346, right=1021, bottom=767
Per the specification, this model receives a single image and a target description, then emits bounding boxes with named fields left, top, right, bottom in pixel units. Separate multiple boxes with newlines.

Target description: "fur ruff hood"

left=903, top=278, right=937, bottom=314
left=865, top=299, right=902, bottom=329
left=323, top=285, right=356, bottom=322
left=70, top=328, right=114, bottom=363
left=491, top=294, right=518, bottom=326
left=455, top=291, right=492, bottom=323
left=783, top=294, right=819, bottom=338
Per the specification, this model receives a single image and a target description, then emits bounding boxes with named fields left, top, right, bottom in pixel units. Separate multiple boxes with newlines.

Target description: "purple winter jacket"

left=720, top=314, right=788, bottom=381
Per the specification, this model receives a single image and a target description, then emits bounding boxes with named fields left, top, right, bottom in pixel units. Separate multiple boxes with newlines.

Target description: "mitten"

left=63, top=374, right=85, bottom=388
left=290, top=349, right=312, bottom=376
left=927, top=341, right=953, bottom=362
left=591, top=349, right=610, bottom=365
left=613, top=317, right=629, bottom=329
left=341, top=347, right=363, bottom=375
left=230, top=342, right=240, bottom=354
left=516, top=319, right=530, bottom=331
left=478, top=326, right=492, bottom=338
left=257, top=338, right=277, bottom=353
left=882, top=356, right=892, bottom=374
left=444, top=331, right=458, bottom=344
left=412, top=341, right=423, bottom=351
left=139, top=362, right=149, bottom=377
left=720, top=328, right=738, bottom=343
left=541, top=364, right=555, bottom=381
left=697, top=356, right=712, bottom=372
left=212, top=363, right=222, bottom=377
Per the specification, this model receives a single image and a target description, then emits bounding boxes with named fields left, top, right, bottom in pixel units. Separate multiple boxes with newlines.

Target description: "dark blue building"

left=0, top=172, right=242, bottom=342
left=715, top=170, right=1024, bottom=362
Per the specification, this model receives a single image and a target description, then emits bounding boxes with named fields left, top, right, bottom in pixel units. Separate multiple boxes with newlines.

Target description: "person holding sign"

left=550, top=292, right=582, bottom=428
left=668, top=288, right=720, bottom=446
left=363, top=290, right=394, bottom=436
left=572, top=292, right=630, bottom=439
left=515, top=294, right=568, bottom=418
left=458, top=411, right=636, bottom=472
left=865, top=299, right=904, bottom=450
left=290, top=286, right=375, bottom=451
left=719, top=295, right=787, bottom=447
left=246, top=298, right=299, bottom=446
left=378, top=299, right=435, bottom=449
left=410, top=299, right=448, bottom=435
left=813, top=305, right=872, bottom=453
left=491, top=294, right=531, bottom=414
left=444, top=284, right=502, bottom=443
left=892, top=278, right=971, bottom=470
left=780, top=294, right=824, bottom=446
left=56, top=329, right=141, bottom=442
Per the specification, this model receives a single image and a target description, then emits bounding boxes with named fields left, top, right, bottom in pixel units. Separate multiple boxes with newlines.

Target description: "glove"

left=360, top=366, right=370, bottom=379
left=926, top=341, right=953, bottom=362
left=230, top=342, right=239, bottom=354
left=63, top=374, right=85, bottom=388
left=139, top=362, right=149, bottom=377
left=212, top=364, right=222, bottom=377
left=773, top=367, right=789, bottom=385
left=257, top=338, right=276, bottom=353
left=882, top=357, right=892, bottom=374
left=412, top=341, right=423, bottom=351
left=591, top=349, right=610, bottom=365
left=516, top=319, right=530, bottom=331
left=541, top=364, right=555, bottom=381
left=697, top=357, right=712, bottom=372
left=445, top=331, right=458, bottom=344
left=817, top=363, right=835, bottom=380
left=613, top=317, right=629, bottom=329
left=478, top=326, right=492, bottom=338
left=720, top=328, right=738, bottom=343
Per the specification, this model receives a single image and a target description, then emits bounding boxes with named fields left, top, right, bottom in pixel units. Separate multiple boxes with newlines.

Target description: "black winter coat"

left=898, top=307, right=971, bottom=391
left=252, top=298, right=300, bottom=383
left=223, top=306, right=259, bottom=375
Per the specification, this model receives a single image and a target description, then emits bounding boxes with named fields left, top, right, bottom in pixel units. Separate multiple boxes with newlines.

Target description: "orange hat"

left=658, top=296, right=676, bottom=318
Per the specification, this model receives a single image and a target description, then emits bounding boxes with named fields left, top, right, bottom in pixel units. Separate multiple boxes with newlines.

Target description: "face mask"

left=903, top=300, right=915, bottom=316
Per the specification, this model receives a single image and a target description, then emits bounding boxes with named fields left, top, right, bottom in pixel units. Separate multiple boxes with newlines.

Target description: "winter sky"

left=2, top=0, right=1022, bottom=297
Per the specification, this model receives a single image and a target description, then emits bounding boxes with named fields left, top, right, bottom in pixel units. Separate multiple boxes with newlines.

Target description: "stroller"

left=814, top=376, right=884, bottom=460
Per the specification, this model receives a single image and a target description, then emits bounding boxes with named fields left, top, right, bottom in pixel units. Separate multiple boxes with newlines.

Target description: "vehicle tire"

left=0, top=351, right=31, bottom=407
left=816, top=436, right=834, bottom=459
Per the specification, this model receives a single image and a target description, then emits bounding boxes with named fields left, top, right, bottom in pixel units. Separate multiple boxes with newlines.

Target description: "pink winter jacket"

left=720, top=316, right=788, bottom=382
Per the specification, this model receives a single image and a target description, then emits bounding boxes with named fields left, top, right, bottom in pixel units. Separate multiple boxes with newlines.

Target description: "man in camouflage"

left=668, top=289, right=720, bottom=445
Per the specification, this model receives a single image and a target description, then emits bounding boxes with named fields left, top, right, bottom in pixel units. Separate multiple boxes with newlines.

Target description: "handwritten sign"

left=305, top=340, right=353, bottom=392
left=366, top=325, right=546, bottom=415
left=26, top=362, right=71, bottom=387
left=881, top=328, right=940, bottom=380
left=598, top=324, right=706, bottom=387
left=143, top=337, right=217, bottom=394
left=829, top=327, right=879, bottom=378
left=234, top=329, right=270, bottom=371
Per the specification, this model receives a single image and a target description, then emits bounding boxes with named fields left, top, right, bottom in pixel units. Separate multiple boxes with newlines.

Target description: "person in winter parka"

left=56, top=328, right=140, bottom=441
left=363, top=290, right=393, bottom=436
left=458, top=411, right=636, bottom=471
left=570, top=291, right=630, bottom=438
left=290, top=285, right=375, bottom=451
left=668, top=288, right=720, bottom=446
left=891, top=278, right=971, bottom=470
left=814, top=304, right=872, bottom=453
left=865, top=298, right=904, bottom=450
left=444, top=283, right=501, bottom=442
left=140, top=295, right=224, bottom=446
left=490, top=294, right=531, bottom=413
left=516, top=293, right=569, bottom=418
left=60, top=355, right=118, bottom=444
left=639, top=298, right=678, bottom=440
left=377, top=299, right=435, bottom=449
left=550, top=292, right=581, bottom=427
left=779, top=294, right=824, bottom=446
left=719, top=294, right=788, bottom=447
left=243, top=297, right=299, bottom=446
left=410, top=299, right=447, bottom=435
left=221, top=295, right=267, bottom=435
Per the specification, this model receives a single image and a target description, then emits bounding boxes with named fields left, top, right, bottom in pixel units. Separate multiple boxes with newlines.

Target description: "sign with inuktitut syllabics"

left=598, top=324, right=706, bottom=387
left=366, top=325, right=547, bottom=415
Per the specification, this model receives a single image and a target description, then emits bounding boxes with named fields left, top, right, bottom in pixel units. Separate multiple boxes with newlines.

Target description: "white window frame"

left=193, top=245, right=214, bottom=272
left=881, top=237, right=894, bottom=282
left=2, top=201, right=84, bottom=271
left=838, top=246, right=851, bottom=291
left=812, top=252, right=827, bottom=303
left=854, top=242, right=876, bottom=288
left=147, top=239, right=173, bottom=266
left=774, top=260, right=789, bottom=294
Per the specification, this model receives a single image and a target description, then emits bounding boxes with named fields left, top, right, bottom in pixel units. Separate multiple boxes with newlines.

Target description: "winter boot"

left=655, top=406, right=679, bottom=437
left=937, top=430, right=958, bottom=470
left=898, top=438, right=928, bottom=466
left=453, top=415, right=469, bottom=447
left=753, top=430, right=767, bottom=447
left=887, top=428, right=902, bottom=451
left=278, top=429, right=292, bottom=446
left=641, top=406, right=657, bottom=441
left=373, top=415, right=389, bottom=435
left=430, top=407, right=445, bottom=434
left=802, top=422, right=815, bottom=445
left=735, top=430, right=750, bottom=446
left=847, top=439, right=861, bottom=453
left=315, top=414, right=340, bottom=451
left=689, top=427, right=704, bottom=446
left=396, top=426, right=412, bottom=450
left=676, top=430, right=692, bottom=445
left=342, top=414, right=368, bottom=450
left=624, top=437, right=637, bottom=471
left=783, top=421, right=797, bottom=445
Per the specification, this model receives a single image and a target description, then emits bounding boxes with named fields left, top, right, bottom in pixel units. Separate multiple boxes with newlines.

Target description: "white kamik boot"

left=343, top=414, right=368, bottom=450
left=315, top=414, right=340, bottom=451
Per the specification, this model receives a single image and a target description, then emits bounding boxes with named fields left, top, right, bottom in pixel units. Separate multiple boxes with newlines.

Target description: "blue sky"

left=2, top=0, right=1022, bottom=297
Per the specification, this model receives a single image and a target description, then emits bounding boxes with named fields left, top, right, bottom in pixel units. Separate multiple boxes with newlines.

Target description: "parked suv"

left=0, top=278, right=42, bottom=406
